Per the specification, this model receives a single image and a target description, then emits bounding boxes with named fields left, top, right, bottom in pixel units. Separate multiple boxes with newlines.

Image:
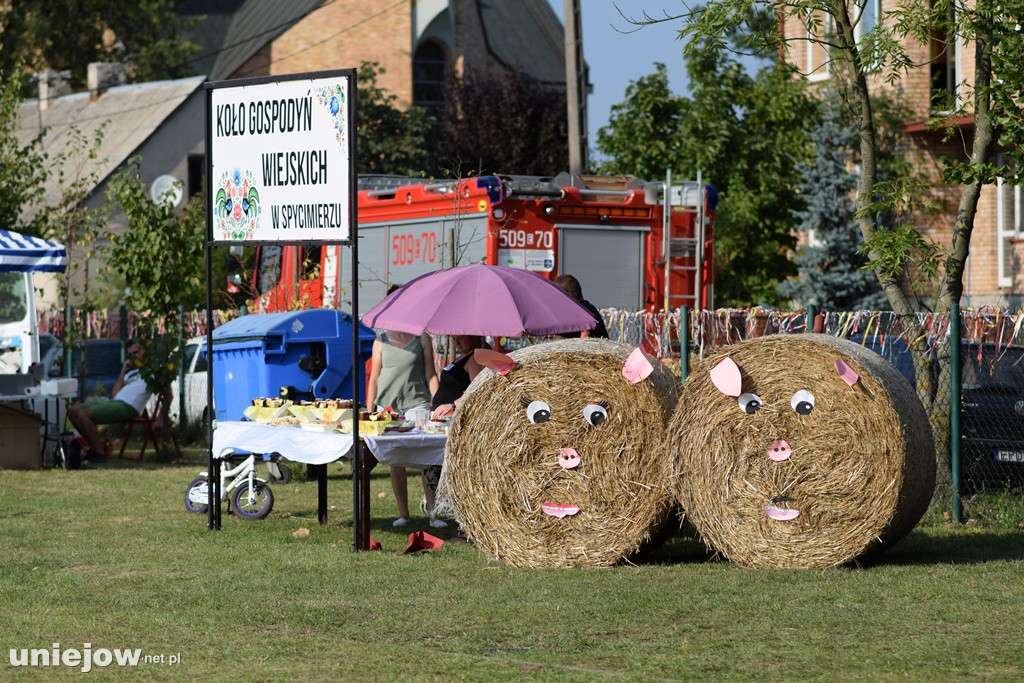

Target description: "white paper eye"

left=737, top=393, right=763, bottom=414
left=582, top=403, right=608, bottom=426
left=791, top=390, right=815, bottom=415
left=525, top=400, right=552, bottom=423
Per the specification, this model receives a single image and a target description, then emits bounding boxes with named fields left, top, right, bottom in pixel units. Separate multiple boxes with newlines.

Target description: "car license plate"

left=995, top=449, right=1024, bottom=463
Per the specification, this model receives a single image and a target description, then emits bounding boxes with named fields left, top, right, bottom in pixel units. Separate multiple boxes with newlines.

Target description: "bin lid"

left=212, top=310, right=372, bottom=344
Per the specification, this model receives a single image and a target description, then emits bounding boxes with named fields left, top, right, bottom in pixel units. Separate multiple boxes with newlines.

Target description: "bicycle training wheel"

left=232, top=482, right=274, bottom=520
left=185, top=477, right=209, bottom=514
left=267, top=461, right=292, bottom=485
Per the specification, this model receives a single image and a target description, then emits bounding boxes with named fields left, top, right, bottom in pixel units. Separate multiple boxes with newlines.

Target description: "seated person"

left=430, top=335, right=489, bottom=419
left=428, top=334, right=489, bottom=541
left=67, top=338, right=152, bottom=467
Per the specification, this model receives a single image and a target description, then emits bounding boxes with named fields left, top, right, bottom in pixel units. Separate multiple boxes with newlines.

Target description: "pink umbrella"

left=361, top=264, right=598, bottom=337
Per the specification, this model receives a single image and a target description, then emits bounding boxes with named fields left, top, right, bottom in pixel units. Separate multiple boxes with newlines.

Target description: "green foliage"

left=0, top=71, right=49, bottom=234
left=107, top=160, right=205, bottom=312
left=938, top=4, right=1024, bottom=187
left=133, top=331, right=181, bottom=397
left=438, top=67, right=569, bottom=176
left=0, top=0, right=199, bottom=93
left=596, top=43, right=817, bottom=307
left=356, top=62, right=438, bottom=176
left=106, top=159, right=205, bottom=392
left=859, top=222, right=947, bottom=292
left=595, top=64, right=683, bottom=180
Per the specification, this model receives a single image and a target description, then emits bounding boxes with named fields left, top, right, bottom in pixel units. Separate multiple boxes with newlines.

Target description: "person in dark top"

left=554, top=274, right=609, bottom=338
left=425, top=334, right=488, bottom=539
left=430, top=335, right=488, bottom=418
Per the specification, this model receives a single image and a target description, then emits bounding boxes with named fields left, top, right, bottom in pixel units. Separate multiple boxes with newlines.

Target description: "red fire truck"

left=248, top=172, right=716, bottom=315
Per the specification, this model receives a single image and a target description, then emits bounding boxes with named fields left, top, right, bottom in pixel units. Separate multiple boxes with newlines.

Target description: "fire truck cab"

left=251, top=172, right=716, bottom=315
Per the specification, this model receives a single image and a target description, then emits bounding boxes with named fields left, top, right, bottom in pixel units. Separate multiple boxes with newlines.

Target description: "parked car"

left=168, top=336, right=211, bottom=429
left=69, top=339, right=126, bottom=399
left=864, top=338, right=1024, bottom=492
left=959, top=343, right=1024, bottom=492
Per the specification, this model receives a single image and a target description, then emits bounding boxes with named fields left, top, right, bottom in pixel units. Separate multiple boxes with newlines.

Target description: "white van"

left=0, top=272, right=41, bottom=374
left=168, top=336, right=212, bottom=429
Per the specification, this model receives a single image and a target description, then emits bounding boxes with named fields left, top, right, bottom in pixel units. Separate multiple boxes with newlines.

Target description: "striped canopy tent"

left=0, top=229, right=67, bottom=273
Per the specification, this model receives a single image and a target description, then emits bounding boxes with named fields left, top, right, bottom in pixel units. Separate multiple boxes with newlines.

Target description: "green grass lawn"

left=2, top=444, right=1023, bottom=681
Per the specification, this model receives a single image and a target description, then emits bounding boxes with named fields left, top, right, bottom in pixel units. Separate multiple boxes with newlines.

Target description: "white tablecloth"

left=361, top=431, right=446, bottom=468
left=212, top=421, right=446, bottom=468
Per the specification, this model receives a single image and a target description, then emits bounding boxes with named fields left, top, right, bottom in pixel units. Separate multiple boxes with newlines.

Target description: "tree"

left=0, top=73, right=48, bottom=233
left=0, top=0, right=198, bottom=93
left=597, top=49, right=817, bottom=307
left=779, top=103, right=888, bottom=310
left=106, top=159, right=206, bottom=393
left=625, top=0, right=1024, bottom=497
left=593, top=65, right=684, bottom=181
left=356, top=62, right=438, bottom=176
left=438, top=67, right=569, bottom=177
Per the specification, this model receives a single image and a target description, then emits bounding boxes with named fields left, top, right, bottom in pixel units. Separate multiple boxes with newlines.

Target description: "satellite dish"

left=150, top=174, right=183, bottom=207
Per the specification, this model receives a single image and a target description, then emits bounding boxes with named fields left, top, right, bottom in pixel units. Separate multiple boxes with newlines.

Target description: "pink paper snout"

left=768, top=440, right=792, bottom=461
left=559, top=448, right=581, bottom=469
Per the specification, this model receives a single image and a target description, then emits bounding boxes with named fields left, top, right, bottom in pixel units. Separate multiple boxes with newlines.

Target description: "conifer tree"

left=780, top=107, right=887, bottom=311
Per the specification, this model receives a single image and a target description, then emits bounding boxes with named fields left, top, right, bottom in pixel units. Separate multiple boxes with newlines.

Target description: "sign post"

left=204, top=70, right=365, bottom=547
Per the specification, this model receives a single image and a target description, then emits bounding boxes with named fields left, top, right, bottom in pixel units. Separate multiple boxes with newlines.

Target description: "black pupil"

left=534, top=410, right=550, bottom=423
left=795, top=401, right=813, bottom=415
left=744, top=400, right=761, bottom=414
left=590, top=412, right=606, bottom=425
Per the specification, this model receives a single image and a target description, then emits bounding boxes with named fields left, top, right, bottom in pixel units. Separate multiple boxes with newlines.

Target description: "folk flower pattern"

left=215, top=168, right=261, bottom=240
left=315, top=84, right=347, bottom=147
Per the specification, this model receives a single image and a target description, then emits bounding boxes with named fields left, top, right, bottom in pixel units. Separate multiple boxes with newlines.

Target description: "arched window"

left=413, top=42, right=447, bottom=109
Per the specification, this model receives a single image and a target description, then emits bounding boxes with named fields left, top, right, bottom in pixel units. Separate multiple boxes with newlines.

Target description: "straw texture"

left=440, top=339, right=680, bottom=568
left=667, top=334, right=935, bottom=569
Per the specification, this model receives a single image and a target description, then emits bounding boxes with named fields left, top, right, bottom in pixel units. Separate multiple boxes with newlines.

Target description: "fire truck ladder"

left=660, top=170, right=707, bottom=312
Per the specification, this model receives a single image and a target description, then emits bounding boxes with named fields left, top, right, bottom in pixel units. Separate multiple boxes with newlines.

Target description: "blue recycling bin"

left=209, top=310, right=374, bottom=422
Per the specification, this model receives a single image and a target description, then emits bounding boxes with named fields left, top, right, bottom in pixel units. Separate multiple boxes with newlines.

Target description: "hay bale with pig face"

left=667, top=334, right=935, bottom=569
left=440, top=339, right=680, bottom=568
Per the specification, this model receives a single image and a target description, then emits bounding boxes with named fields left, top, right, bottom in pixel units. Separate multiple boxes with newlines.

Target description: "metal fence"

left=601, top=306, right=1024, bottom=516
left=41, top=305, right=1024, bottom=516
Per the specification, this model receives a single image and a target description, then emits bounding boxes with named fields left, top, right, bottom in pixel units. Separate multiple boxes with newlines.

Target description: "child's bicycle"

left=184, top=450, right=278, bottom=520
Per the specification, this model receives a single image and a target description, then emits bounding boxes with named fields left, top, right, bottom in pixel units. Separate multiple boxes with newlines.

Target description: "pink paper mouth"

left=542, top=502, right=580, bottom=518
left=764, top=505, right=799, bottom=521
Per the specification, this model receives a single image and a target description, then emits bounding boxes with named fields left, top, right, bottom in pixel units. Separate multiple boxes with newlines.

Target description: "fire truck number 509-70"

left=391, top=232, right=438, bottom=265
left=499, top=229, right=553, bottom=249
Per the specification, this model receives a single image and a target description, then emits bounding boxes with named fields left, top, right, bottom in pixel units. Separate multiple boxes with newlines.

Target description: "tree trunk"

left=929, top=11, right=994, bottom=502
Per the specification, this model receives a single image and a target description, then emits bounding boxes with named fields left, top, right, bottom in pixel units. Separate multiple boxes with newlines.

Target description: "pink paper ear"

left=835, top=358, right=859, bottom=387
left=622, top=347, right=654, bottom=384
left=710, top=357, right=742, bottom=397
left=474, top=348, right=515, bottom=375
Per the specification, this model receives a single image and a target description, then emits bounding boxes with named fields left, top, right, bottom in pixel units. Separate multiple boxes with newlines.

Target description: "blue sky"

left=545, top=1, right=691, bottom=152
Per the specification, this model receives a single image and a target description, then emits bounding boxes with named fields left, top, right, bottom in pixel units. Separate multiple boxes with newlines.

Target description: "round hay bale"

left=667, top=333, right=935, bottom=569
left=440, top=339, right=680, bottom=568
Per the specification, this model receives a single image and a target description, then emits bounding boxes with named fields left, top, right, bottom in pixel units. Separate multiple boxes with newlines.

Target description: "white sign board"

left=208, top=71, right=353, bottom=243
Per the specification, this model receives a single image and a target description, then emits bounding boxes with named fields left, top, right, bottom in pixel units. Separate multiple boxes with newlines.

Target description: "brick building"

left=182, top=0, right=568, bottom=111
left=780, top=4, right=1021, bottom=308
